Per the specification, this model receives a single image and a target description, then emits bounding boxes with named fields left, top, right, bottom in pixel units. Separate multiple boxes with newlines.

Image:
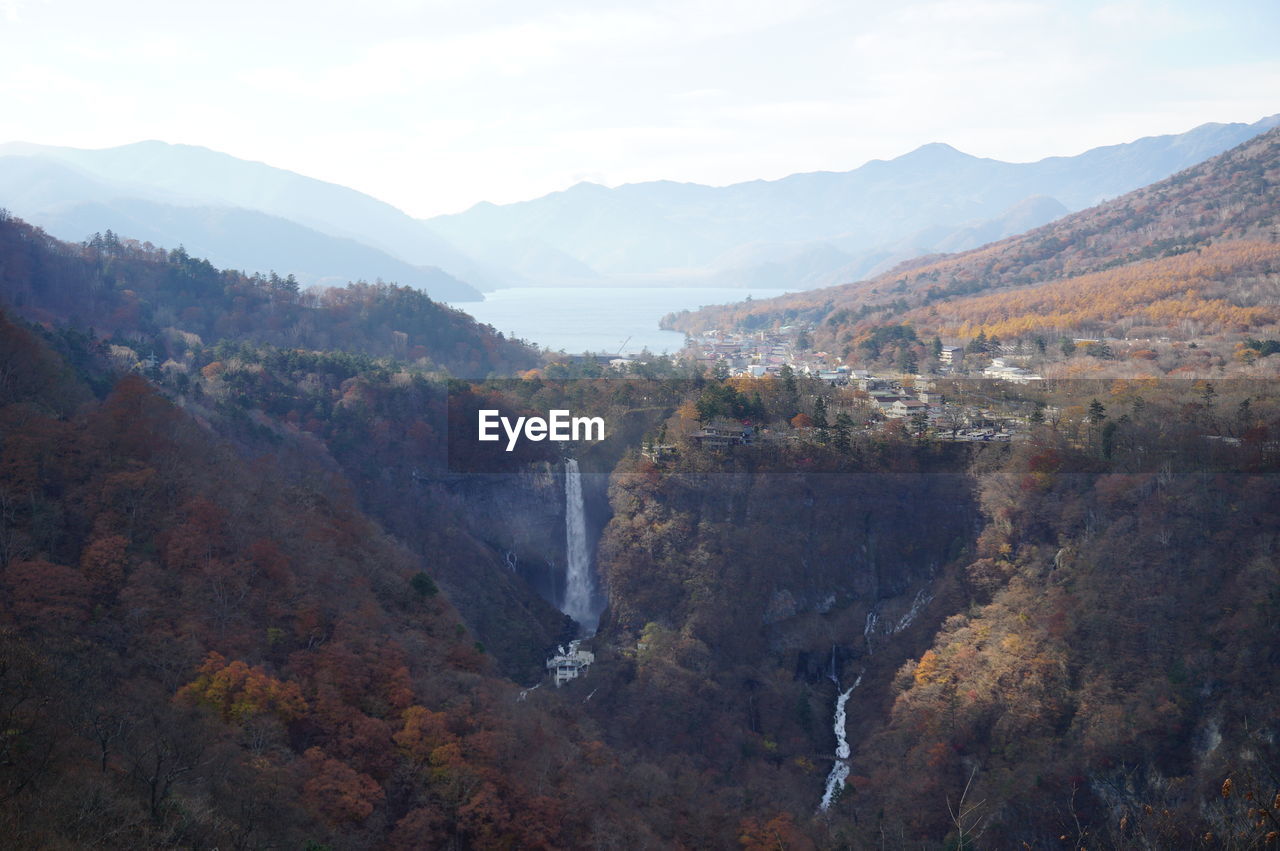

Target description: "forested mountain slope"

left=0, top=213, right=536, bottom=377
left=583, top=377, right=1280, bottom=847
left=852, top=418, right=1280, bottom=847
left=0, top=313, right=629, bottom=848
left=668, top=127, right=1280, bottom=354
left=2, top=146, right=1279, bottom=850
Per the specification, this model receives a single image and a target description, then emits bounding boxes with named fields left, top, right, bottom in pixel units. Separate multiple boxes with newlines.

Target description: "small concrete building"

left=547, top=640, right=595, bottom=686
left=889, top=399, right=930, bottom=418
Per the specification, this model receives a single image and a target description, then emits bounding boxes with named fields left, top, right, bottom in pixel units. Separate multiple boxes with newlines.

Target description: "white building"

left=982, top=358, right=1043, bottom=384
left=547, top=640, right=595, bottom=686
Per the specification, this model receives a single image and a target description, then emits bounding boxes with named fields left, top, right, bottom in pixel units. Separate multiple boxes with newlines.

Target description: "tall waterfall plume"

left=563, top=459, right=596, bottom=631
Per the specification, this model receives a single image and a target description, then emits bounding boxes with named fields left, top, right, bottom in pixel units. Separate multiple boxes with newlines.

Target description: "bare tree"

left=947, top=765, right=989, bottom=850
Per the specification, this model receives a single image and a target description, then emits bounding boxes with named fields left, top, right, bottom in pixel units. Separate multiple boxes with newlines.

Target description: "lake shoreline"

left=449, top=286, right=789, bottom=356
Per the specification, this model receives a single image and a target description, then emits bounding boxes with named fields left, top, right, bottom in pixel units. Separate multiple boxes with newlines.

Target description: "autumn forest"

left=1, top=126, right=1279, bottom=850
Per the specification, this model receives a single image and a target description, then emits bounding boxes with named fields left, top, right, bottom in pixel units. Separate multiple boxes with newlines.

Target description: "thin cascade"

left=893, top=589, right=932, bottom=633
left=819, top=672, right=862, bottom=812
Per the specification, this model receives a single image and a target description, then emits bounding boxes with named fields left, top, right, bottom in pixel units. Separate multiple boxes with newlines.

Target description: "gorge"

left=0, top=123, right=1277, bottom=849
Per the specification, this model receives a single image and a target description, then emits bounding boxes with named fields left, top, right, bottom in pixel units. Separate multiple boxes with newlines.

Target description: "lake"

left=450, top=286, right=790, bottom=355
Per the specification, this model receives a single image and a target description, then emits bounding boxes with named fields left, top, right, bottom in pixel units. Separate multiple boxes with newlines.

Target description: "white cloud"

left=674, top=88, right=726, bottom=100
left=1088, top=0, right=1200, bottom=35
left=0, top=0, right=27, bottom=23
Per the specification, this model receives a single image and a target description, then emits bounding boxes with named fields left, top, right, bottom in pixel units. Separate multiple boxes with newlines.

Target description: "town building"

left=889, top=399, right=931, bottom=418
left=982, top=357, right=1043, bottom=384
left=690, top=420, right=755, bottom=448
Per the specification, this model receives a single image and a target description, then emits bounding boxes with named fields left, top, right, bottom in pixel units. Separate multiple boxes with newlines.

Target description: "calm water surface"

left=451, top=286, right=789, bottom=355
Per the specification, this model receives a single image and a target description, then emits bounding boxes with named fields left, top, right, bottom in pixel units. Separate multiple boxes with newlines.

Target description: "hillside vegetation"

left=0, top=313, right=628, bottom=848
left=0, top=213, right=537, bottom=377
left=2, top=131, right=1279, bottom=849
left=668, top=128, right=1280, bottom=357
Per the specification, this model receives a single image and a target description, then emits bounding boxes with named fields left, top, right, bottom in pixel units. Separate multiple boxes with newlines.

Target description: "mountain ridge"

left=0, top=139, right=502, bottom=295
left=6, top=116, right=1275, bottom=299
left=666, top=125, right=1280, bottom=357
left=0, top=155, right=483, bottom=302
left=426, top=115, right=1280, bottom=285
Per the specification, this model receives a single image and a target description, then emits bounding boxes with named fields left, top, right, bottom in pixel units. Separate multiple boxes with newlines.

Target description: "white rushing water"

left=893, top=589, right=932, bottom=633
left=863, top=589, right=933, bottom=654
left=563, top=459, right=595, bottom=629
left=819, top=673, right=862, bottom=812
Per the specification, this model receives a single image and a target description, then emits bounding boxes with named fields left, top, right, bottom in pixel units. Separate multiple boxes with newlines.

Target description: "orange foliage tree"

left=176, top=652, right=308, bottom=725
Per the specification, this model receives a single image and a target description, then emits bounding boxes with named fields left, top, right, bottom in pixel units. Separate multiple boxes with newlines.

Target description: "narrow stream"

left=819, top=672, right=862, bottom=812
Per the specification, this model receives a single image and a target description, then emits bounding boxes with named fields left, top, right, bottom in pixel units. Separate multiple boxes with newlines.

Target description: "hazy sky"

left=1, top=0, right=1277, bottom=217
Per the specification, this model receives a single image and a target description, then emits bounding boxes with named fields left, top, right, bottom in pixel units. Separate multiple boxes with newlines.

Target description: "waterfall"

left=893, top=589, right=932, bottom=633
left=563, top=459, right=595, bottom=630
left=819, top=673, right=862, bottom=812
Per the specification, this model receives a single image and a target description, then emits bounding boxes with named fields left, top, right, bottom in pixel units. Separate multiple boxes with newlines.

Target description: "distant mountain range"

left=667, top=125, right=1280, bottom=349
left=428, top=115, right=1280, bottom=288
left=0, top=142, right=489, bottom=302
left=1, top=115, right=1276, bottom=303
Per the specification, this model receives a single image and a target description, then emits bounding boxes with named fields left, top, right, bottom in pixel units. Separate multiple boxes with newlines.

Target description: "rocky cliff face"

left=444, top=463, right=566, bottom=598
left=570, top=444, right=981, bottom=811
left=598, top=450, right=978, bottom=666
left=429, top=464, right=575, bottom=681
left=414, top=399, right=667, bottom=676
